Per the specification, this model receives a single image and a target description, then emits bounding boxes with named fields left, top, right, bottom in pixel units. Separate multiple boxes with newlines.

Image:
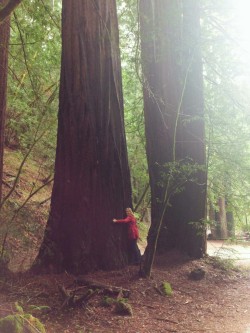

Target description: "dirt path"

left=207, top=240, right=250, bottom=267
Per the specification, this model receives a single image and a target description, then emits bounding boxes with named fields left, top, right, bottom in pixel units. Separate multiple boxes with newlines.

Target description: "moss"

left=0, top=315, right=23, bottom=333
left=15, top=302, right=24, bottom=314
left=0, top=313, right=46, bottom=333
left=23, top=314, right=46, bottom=333
left=101, top=296, right=115, bottom=307
left=161, top=282, right=173, bottom=296
left=114, top=299, right=133, bottom=316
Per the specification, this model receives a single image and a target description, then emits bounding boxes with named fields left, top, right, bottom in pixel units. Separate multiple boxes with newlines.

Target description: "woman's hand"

left=113, top=219, right=117, bottom=222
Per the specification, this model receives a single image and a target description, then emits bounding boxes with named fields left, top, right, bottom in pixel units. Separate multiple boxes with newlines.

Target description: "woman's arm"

left=113, top=216, right=131, bottom=223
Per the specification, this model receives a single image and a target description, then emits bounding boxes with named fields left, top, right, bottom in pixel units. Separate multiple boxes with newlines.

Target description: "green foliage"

left=7, top=0, right=61, bottom=168
left=117, top=0, right=149, bottom=212
left=189, top=219, right=215, bottom=236
left=206, top=256, right=236, bottom=271
left=137, top=220, right=149, bottom=241
left=202, top=0, right=250, bottom=231
left=158, top=158, right=205, bottom=205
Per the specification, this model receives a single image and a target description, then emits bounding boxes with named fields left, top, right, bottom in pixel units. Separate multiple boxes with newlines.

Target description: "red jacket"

left=116, top=215, right=139, bottom=240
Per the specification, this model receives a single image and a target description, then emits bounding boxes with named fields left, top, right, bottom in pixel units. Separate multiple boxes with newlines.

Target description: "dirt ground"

left=1, top=251, right=250, bottom=333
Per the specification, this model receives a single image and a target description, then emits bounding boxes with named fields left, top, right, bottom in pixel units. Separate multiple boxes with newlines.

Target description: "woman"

left=113, top=208, right=141, bottom=265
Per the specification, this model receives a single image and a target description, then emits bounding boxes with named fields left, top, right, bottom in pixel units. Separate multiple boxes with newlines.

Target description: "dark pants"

left=129, top=239, right=141, bottom=264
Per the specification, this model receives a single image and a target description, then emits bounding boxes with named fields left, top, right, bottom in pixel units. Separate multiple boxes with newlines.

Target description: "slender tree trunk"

left=0, top=0, right=10, bottom=203
left=226, top=210, right=234, bottom=238
left=34, top=0, right=132, bottom=273
left=218, top=197, right=227, bottom=239
left=208, top=202, right=217, bottom=239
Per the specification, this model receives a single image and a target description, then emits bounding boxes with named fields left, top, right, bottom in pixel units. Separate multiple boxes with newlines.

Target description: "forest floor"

left=1, top=148, right=250, bottom=332
left=0, top=251, right=250, bottom=333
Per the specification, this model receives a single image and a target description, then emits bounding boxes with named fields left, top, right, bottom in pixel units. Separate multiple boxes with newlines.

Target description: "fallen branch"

left=74, top=278, right=130, bottom=298
left=58, top=285, right=98, bottom=309
left=154, top=317, right=179, bottom=324
left=58, top=279, right=130, bottom=309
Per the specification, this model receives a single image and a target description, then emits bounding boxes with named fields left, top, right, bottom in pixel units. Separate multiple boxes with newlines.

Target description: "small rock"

left=189, top=268, right=205, bottom=280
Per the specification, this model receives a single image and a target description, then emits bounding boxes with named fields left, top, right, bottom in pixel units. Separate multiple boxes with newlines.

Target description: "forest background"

left=0, top=0, right=250, bottom=273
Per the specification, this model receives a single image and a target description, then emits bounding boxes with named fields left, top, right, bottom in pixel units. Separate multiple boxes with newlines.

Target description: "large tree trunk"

left=0, top=0, right=22, bottom=24
left=171, top=0, right=206, bottom=257
left=139, top=0, right=182, bottom=276
left=0, top=0, right=10, bottom=203
left=140, top=0, right=206, bottom=275
left=34, top=0, right=132, bottom=273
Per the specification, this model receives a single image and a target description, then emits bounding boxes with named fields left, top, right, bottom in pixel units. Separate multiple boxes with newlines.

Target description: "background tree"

left=139, top=0, right=207, bottom=276
left=203, top=0, right=250, bottom=237
left=35, top=0, right=132, bottom=273
left=139, top=0, right=183, bottom=276
left=167, top=0, right=206, bottom=257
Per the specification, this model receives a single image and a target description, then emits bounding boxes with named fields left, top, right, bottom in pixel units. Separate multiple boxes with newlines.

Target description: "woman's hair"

left=126, top=208, right=134, bottom=217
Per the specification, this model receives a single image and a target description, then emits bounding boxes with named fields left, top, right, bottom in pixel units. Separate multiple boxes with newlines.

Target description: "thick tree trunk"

left=139, top=0, right=182, bottom=276
left=140, top=0, right=206, bottom=276
left=34, top=0, right=132, bottom=273
left=0, top=0, right=21, bottom=23
left=161, top=0, right=206, bottom=258
left=0, top=0, right=10, bottom=203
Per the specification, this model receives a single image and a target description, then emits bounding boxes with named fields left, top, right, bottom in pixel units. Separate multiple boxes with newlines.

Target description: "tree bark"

left=0, top=0, right=21, bottom=24
left=34, top=0, right=132, bottom=273
left=226, top=211, right=234, bottom=238
left=0, top=0, right=10, bottom=203
left=139, top=0, right=182, bottom=276
left=218, top=197, right=227, bottom=239
left=140, top=0, right=206, bottom=276
left=160, top=0, right=207, bottom=258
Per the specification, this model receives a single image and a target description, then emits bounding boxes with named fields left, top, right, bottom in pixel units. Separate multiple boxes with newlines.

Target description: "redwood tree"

left=0, top=0, right=10, bottom=203
left=139, top=0, right=182, bottom=275
left=140, top=0, right=206, bottom=276
left=167, top=0, right=206, bottom=258
left=0, top=0, right=22, bottom=23
left=35, top=0, right=132, bottom=273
